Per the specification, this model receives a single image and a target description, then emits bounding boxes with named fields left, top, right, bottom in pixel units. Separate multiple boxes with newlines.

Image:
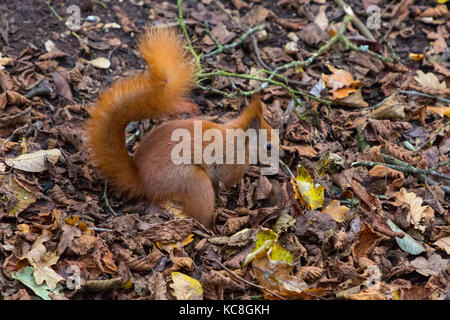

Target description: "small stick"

left=398, top=90, right=450, bottom=104
left=89, top=227, right=113, bottom=232
left=176, top=0, right=201, bottom=72
left=203, top=24, right=266, bottom=58
left=424, top=178, right=445, bottom=215
left=103, top=181, right=119, bottom=216
left=24, top=87, right=52, bottom=99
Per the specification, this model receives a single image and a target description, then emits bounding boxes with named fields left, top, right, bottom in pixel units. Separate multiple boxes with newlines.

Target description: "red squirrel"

left=85, top=27, right=280, bottom=229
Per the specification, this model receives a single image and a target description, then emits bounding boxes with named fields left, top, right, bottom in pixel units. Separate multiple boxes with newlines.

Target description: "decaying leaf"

left=0, top=174, right=36, bottom=216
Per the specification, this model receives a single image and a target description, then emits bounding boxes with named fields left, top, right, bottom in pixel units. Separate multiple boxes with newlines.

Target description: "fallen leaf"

left=170, top=272, right=203, bottom=300
left=4, top=149, right=62, bottom=172
left=88, top=57, right=111, bottom=69
left=368, top=94, right=405, bottom=120
left=386, top=219, right=426, bottom=255
left=322, top=200, right=349, bottom=223
left=414, top=70, right=446, bottom=90
left=11, top=266, right=63, bottom=300
left=392, top=188, right=435, bottom=232
left=433, top=237, right=450, bottom=254
left=410, top=254, right=448, bottom=276
left=295, top=166, right=324, bottom=210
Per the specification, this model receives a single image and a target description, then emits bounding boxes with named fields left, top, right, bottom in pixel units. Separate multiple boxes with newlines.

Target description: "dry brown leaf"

left=0, top=90, right=31, bottom=110
left=420, top=5, right=448, bottom=18
left=411, top=254, right=448, bottom=276
left=433, top=236, right=450, bottom=254
left=368, top=94, right=405, bottom=120
left=392, top=188, right=435, bottom=233
left=369, top=165, right=404, bottom=189
left=414, top=70, right=446, bottom=90
left=336, top=89, right=369, bottom=108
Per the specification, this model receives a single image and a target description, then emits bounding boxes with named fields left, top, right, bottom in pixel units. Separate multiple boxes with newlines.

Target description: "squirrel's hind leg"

left=174, top=166, right=216, bottom=229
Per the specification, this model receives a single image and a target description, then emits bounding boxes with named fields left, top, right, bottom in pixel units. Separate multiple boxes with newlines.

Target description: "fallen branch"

left=351, top=160, right=450, bottom=181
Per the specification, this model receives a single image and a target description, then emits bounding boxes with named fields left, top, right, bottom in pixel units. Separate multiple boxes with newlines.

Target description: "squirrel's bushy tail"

left=85, top=27, right=195, bottom=197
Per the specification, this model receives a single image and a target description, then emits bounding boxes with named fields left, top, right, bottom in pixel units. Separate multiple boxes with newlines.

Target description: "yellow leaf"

left=170, top=272, right=203, bottom=300
left=426, top=106, right=450, bottom=118
left=269, top=242, right=293, bottom=264
left=322, top=200, right=349, bottom=223
left=409, top=52, right=424, bottom=61
left=296, top=166, right=324, bottom=210
left=243, top=228, right=294, bottom=266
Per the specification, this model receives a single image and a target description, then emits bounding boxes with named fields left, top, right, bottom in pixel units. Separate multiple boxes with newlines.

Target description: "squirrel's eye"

left=266, top=143, right=272, bottom=150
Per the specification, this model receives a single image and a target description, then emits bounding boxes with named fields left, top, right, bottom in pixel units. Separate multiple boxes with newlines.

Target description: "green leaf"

left=387, top=219, right=425, bottom=255
left=11, top=266, right=63, bottom=300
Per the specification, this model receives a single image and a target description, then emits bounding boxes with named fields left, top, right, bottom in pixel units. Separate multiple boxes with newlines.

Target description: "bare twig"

left=399, top=90, right=450, bottom=104
left=103, top=182, right=119, bottom=216
left=203, top=24, right=266, bottom=58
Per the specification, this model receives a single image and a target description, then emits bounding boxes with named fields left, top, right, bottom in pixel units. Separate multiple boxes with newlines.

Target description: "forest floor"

left=0, top=0, right=449, bottom=300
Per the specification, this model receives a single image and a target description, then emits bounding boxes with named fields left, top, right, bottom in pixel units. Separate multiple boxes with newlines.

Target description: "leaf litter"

left=0, top=0, right=448, bottom=301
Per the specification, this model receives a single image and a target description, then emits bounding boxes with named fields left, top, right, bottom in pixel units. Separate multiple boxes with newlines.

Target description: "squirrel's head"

left=244, top=96, right=284, bottom=172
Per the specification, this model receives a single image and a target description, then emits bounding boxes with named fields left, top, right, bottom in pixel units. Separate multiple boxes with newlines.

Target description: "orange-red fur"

left=85, top=27, right=275, bottom=229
